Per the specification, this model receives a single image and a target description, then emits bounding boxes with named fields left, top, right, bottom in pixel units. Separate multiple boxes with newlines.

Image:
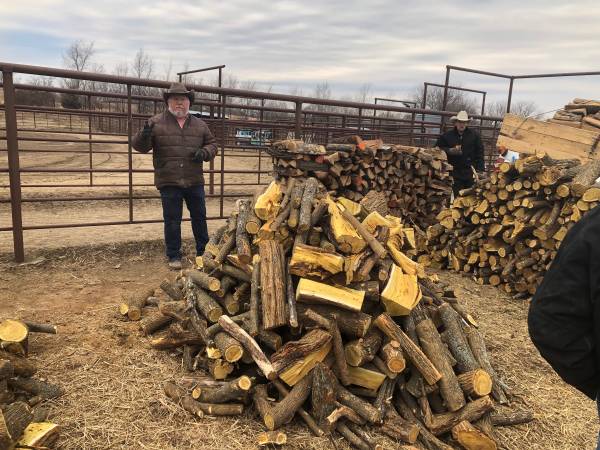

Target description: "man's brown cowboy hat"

left=163, top=82, right=195, bottom=103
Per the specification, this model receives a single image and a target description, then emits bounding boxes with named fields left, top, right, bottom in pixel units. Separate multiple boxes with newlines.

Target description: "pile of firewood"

left=267, top=138, right=453, bottom=230
left=549, top=98, right=600, bottom=131
left=0, top=319, right=62, bottom=449
left=425, top=153, right=600, bottom=297
left=122, top=177, right=533, bottom=449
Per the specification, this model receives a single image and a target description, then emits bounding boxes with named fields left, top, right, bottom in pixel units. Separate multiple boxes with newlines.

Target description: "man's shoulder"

left=151, top=111, right=169, bottom=124
left=189, top=115, right=209, bottom=128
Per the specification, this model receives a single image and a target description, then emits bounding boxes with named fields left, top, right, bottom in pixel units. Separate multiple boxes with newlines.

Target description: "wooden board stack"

left=549, top=98, right=600, bottom=131
left=425, top=153, right=600, bottom=297
left=268, top=137, right=453, bottom=231
left=0, top=319, right=62, bottom=449
left=124, top=177, right=532, bottom=449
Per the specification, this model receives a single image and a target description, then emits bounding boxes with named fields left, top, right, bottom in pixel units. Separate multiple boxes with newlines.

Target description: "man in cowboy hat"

left=435, top=110, right=485, bottom=196
left=132, top=82, right=217, bottom=269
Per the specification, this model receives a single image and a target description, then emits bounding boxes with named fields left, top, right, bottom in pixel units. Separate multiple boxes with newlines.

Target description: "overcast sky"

left=1, top=0, right=599, bottom=114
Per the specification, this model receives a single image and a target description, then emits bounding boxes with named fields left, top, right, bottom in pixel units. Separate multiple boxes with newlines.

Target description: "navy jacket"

left=528, top=206, right=600, bottom=399
left=435, top=127, right=485, bottom=179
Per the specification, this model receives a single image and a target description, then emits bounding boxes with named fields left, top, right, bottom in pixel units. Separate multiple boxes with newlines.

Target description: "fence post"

left=88, top=94, right=93, bottom=186
left=219, top=94, right=227, bottom=218
left=3, top=70, right=25, bottom=262
left=295, top=102, right=302, bottom=139
left=127, top=84, right=133, bottom=222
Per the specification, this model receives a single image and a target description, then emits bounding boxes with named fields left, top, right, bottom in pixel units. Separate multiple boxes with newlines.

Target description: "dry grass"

left=1, top=244, right=597, bottom=449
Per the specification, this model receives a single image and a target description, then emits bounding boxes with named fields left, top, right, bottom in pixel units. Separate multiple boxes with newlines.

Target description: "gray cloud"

left=1, top=0, right=600, bottom=112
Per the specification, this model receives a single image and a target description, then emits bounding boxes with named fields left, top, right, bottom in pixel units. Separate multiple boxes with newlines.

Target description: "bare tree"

left=63, top=40, right=95, bottom=72
left=412, top=84, right=478, bottom=114
left=131, top=48, right=154, bottom=80
left=486, top=100, right=539, bottom=118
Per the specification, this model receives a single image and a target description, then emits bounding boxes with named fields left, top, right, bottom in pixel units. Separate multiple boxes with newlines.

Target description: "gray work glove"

left=192, top=148, right=210, bottom=163
left=141, top=119, right=154, bottom=137
left=447, top=145, right=463, bottom=156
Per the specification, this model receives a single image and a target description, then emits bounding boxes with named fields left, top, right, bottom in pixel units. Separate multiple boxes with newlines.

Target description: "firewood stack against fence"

left=267, top=137, right=453, bottom=233
left=125, top=176, right=532, bottom=449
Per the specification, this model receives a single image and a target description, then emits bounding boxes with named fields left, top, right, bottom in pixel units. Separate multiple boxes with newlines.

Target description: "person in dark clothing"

left=132, top=82, right=218, bottom=269
left=528, top=205, right=600, bottom=448
left=435, top=110, right=486, bottom=197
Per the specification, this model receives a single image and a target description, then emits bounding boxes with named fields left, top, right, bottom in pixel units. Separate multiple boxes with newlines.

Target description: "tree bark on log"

left=139, top=311, right=172, bottom=335
left=186, top=269, right=221, bottom=292
left=272, top=379, right=325, bottom=437
left=236, top=199, right=253, bottom=264
left=451, top=420, right=497, bottom=450
left=193, top=375, right=252, bottom=403
left=415, top=317, right=465, bottom=412
left=427, top=395, right=494, bottom=435
left=465, top=328, right=508, bottom=404
left=0, top=401, right=33, bottom=449
left=373, top=314, right=442, bottom=386
left=160, top=279, right=184, bottom=301
left=298, top=178, right=319, bottom=232
left=344, top=329, right=383, bottom=367
left=259, top=240, right=288, bottom=330
left=119, top=288, right=154, bottom=321
left=264, top=371, right=313, bottom=430
left=337, top=384, right=383, bottom=424
left=8, top=378, right=63, bottom=399
left=218, top=315, right=277, bottom=380
left=438, top=304, right=479, bottom=374
left=311, top=362, right=338, bottom=427
left=298, top=304, right=371, bottom=339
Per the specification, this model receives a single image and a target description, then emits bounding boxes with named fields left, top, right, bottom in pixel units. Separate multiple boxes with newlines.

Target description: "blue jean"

left=159, top=185, right=209, bottom=260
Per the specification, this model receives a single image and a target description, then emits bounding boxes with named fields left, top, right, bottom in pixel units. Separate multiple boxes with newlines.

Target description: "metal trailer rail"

left=1, top=61, right=503, bottom=261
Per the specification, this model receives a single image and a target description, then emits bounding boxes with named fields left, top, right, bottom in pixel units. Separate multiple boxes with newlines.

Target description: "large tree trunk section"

left=264, top=371, right=313, bottom=430
left=451, top=420, right=497, bottom=450
left=259, top=240, right=288, bottom=330
left=236, top=199, right=253, bottom=264
left=217, top=315, right=276, bottom=380
left=298, top=304, right=371, bottom=338
left=426, top=395, right=494, bottom=435
left=415, top=317, right=465, bottom=412
left=344, top=329, right=383, bottom=367
left=373, top=314, right=441, bottom=386
left=296, top=278, right=364, bottom=312
left=119, top=288, right=155, bottom=321
left=0, top=401, right=33, bottom=449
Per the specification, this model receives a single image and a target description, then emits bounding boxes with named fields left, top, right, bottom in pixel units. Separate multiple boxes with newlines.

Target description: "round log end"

left=264, top=414, right=276, bottom=431
left=127, top=309, right=142, bottom=321
left=206, top=346, right=223, bottom=360
left=192, top=387, right=202, bottom=400
left=208, top=279, right=221, bottom=292
left=237, top=375, right=252, bottom=391
left=208, top=308, right=224, bottom=323
left=387, top=358, right=406, bottom=373
left=472, top=369, right=493, bottom=397
left=245, top=222, right=260, bottom=235
left=224, top=345, right=244, bottom=363
left=118, top=304, right=129, bottom=316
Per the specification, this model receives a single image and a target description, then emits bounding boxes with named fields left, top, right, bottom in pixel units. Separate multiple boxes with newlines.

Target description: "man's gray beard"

left=169, top=108, right=187, bottom=119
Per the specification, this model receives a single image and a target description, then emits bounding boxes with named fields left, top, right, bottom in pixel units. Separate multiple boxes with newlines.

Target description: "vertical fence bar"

left=507, top=78, right=514, bottom=113
left=295, top=102, right=302, bottom=139
left=441, top=66, right=451, bottom=129
left=357, top=108, right=362, bottom=133
left=219, top=94, right=226, bottom=218
left=88, top=94, right=93, bottom=186
left=127, top=84, right=133, bottom=222
left=3, top=70, right=25, bottom=262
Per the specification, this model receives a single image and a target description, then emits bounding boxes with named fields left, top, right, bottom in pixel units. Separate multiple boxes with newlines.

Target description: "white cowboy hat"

left=450, top=110, right=471, bottom=122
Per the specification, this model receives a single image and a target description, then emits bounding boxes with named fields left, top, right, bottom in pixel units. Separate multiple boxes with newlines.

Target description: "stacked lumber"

left=0, top=319, right=61, bottom=449
left=498, top=113, right=600, bottom=161
left=125, top=177, right=532, bottom=449
left=425, top=153, right=600, bottom=297
left=549, top=98, right=600, bottom=132
left=268, top=137, right=453, bottom=231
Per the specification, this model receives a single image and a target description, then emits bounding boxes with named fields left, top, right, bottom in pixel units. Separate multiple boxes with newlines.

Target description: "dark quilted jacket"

left=132, top=111, right=217, bottom=189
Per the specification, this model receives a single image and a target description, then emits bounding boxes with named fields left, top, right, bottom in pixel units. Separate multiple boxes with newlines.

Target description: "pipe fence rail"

left=1, top=62, right=505, bottom=261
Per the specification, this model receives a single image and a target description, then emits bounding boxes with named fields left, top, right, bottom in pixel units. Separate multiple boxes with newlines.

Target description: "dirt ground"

left=0, top=240, right=596, bottom=450
left=0, top=114, right=597, bottom=449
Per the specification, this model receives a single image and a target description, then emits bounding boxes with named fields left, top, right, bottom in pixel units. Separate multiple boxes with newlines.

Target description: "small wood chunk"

left=257, top=431, right=287, bottom=446
left=458, top=369, right=493, bottom=398
left=451, top=420, right=497, bottom=450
